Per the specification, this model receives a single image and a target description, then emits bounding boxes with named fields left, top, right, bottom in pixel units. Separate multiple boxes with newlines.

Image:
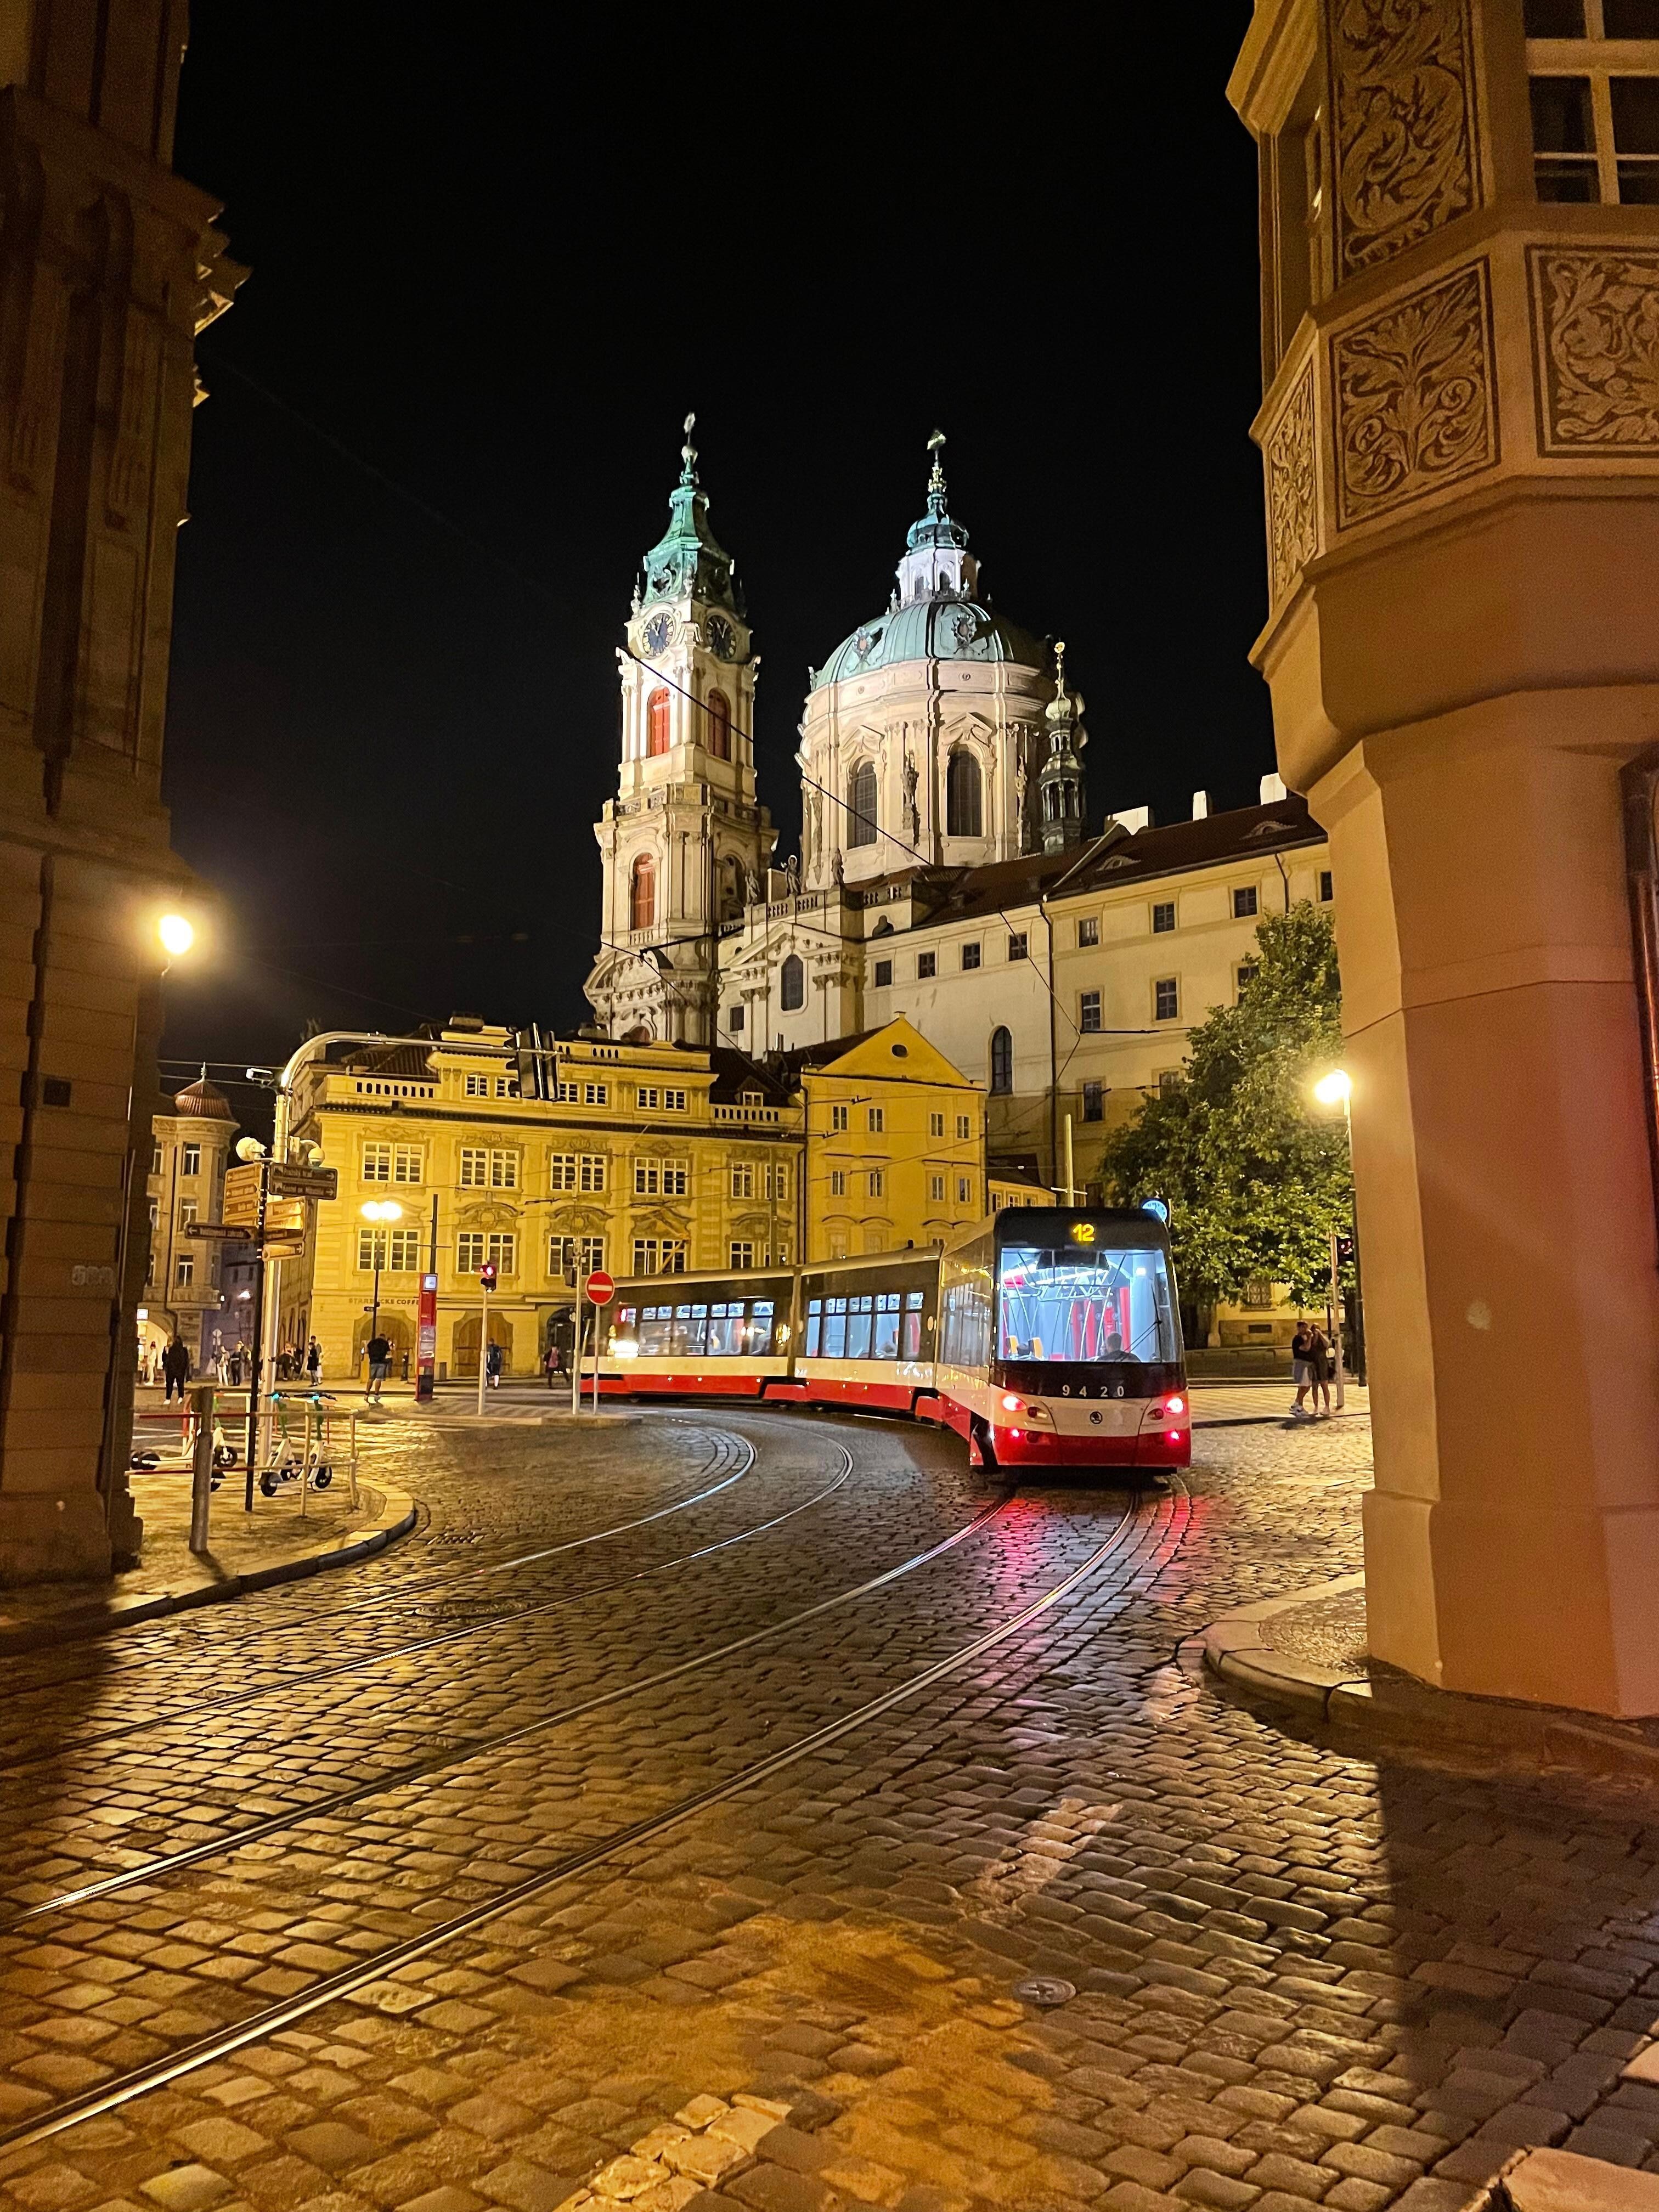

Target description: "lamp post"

left=1312, top=1069, right=1360, bottom=1407
left=359, top=1200, right=402, bottom=1358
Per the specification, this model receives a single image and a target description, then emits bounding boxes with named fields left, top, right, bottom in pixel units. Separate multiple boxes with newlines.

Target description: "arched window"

left=946, top=748, right=982, bottom=838
left=706, top=690, right=731, bottom=761
left=990, top=1026, right=1013, bottom=1096
left=646, top=688, right=671, bottom=757
left=718, top=855, right=743, bottom=921
left=848, top=761, right=877, bottom=849
left=630, top=853, right=655, bottom=931
left=780, top=954, right=805, bottom=1012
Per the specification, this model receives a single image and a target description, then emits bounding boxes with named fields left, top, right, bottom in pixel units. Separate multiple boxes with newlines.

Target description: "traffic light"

left=1335, top=1233, right=1356, bottom=1268
left=479, top=1261, right=498, bottom=1293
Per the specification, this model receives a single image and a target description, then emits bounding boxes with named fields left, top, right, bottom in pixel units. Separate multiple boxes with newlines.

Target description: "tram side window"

left=941, top=1276, right=991, bottom=1369
left=822, top=1296, right=848, bottom=1358
left=804, top=1297, right=822, bottom=1357
left=872, top=1291, right=902, bottom=1359
left=637, top=1305, right=673, bottom=1356
left=846, top=1293, right=875, bottom=1360
left=749, top=1299, right=775, bottom=1355
left=704, top=1301, right=742, bottom=1357
left=902, top=1289, right=926, bottom=1360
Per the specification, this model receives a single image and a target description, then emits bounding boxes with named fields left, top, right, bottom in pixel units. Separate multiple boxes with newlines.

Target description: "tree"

left=1098, top=902, right=1351, bottom=1308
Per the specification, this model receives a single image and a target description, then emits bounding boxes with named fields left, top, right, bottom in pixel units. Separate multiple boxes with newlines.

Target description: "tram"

left=597, top=1206, right=1189, bottom=1472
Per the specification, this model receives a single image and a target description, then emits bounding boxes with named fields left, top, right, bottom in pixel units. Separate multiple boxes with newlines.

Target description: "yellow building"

left=142, top=1078, right=244, bottom=1372
left=280, top=1023, right=802, bottom=1381
left=786, top=1019, right=988, bottom=1263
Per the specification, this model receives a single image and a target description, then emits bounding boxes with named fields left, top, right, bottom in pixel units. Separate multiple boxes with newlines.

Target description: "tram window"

left=997, top=1243, right=1181, bottom=1364
left=704, top=1302, right=739, bottom=1357
left=873, top=1291, right=902, bottom=1359
left=822, top=1296, right=848, bottom=1359
left=637, top=1305, right=673, bottom=1356
left=749, top=1299, right=775, bottom=1355
left=847, top=1294, right=875, bottom=1360
left=902, top=1289, right=926, bottom=1360
left=804, top=1297, right=823, bottom=1357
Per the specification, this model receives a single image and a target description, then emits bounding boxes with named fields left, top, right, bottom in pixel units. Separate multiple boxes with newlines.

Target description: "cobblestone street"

left=0, top=1405, right=1656, bottom=2212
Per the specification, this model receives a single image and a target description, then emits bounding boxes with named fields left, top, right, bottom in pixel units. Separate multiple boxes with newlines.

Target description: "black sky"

left=159, top=7, right=1272, bottom=1082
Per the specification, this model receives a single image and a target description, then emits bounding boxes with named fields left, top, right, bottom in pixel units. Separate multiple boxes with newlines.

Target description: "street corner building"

left=0, top=2, right=242, bottom=1582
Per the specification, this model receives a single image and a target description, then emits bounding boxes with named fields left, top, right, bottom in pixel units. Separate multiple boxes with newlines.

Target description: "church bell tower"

left=586, top=420, right=774, bottom=1045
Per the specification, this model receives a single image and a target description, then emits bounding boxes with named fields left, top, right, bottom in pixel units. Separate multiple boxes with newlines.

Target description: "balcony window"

left=1527, top=3, right=1659, bottom=201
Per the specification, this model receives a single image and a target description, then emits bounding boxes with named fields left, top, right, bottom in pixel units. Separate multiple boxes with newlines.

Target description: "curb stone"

left=1470, top=2143, right=1659, bottom=2208
left=1194, top=1575, right=1659, bottom=1790
left=0, top=1481, right=418, bottom=1657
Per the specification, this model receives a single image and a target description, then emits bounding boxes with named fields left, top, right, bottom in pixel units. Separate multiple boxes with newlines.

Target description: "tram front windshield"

left=997, top=1243, right=1180, bottom=1365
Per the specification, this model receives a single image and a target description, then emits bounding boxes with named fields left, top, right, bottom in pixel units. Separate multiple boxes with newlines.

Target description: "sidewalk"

left=0, top=1457, right=416, bottom=1656
left=1189, top=1376, right=1370, bottom=1425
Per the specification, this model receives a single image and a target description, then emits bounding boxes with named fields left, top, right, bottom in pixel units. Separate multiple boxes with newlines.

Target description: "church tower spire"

left=1039, top=640, right=1088, bottom=853
left=586, top=422, right=774, bottom=1046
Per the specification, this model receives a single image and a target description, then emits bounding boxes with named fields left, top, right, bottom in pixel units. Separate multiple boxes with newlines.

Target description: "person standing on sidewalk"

left=306, top=1337, right=323, bottom=1387
left=161, top=1334, right=191, bottom=1403
left=1309, top=1321, right=1334, bottom=1419
left=1289, top=1323, right=1316, bottom=1420
left=486, top=1339, right=504, bottom=1390
left=363, top=1332, right=390, bottom=1402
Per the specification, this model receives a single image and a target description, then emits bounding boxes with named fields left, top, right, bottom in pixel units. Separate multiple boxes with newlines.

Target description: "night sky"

left=159, top=8, right=1272, bottom=1088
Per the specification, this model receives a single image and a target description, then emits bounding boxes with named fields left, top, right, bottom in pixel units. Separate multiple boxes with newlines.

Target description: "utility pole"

left=1327, top=1227, right=1347, bottom=1413
left=243, top=1158, right=268, bottom=1508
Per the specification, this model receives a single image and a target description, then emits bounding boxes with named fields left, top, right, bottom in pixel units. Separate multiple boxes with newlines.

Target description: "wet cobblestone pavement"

left=1, top=1406, right=1657, bottom=2211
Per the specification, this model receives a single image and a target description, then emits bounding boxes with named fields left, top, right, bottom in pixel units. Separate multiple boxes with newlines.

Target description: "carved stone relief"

left=1328, top=0, right=1480, bottom=284
left=1528, top=248, right=1659, bottom=456
left=1266, top=359, right=1320, bottom=601
left=1331, top=260, right=1496, bottom=528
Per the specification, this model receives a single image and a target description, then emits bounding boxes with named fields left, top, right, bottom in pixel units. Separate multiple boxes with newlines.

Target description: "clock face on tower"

left=706, top=613, right=737, bottom=662
left=641, top=611, right=673, bottom=659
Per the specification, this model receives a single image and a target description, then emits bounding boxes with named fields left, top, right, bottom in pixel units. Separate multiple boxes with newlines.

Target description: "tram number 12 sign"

left=584, top=1271, right=615, bottom=1307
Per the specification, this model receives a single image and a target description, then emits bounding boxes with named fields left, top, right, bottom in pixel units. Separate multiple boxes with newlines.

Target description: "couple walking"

left=1290, top=1320, right=1336, bottom=1420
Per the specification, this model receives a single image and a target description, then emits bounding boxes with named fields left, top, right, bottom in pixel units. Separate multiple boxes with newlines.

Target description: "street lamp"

left=1312, top=1067, right=1362, bottom=1400
left=157, top=912, right=194, bottom=959
left=1313, top=1068, right=1352, bottom=1108
left=359, top=1200, right=402, bottom=1348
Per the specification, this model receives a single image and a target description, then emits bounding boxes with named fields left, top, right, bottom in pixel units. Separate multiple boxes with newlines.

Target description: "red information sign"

left=584, top=1271, right=615, bottom=1306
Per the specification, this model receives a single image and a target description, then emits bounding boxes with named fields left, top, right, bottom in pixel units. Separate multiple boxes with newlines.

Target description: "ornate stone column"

left=1232, top=0, right=1659, bottom=1713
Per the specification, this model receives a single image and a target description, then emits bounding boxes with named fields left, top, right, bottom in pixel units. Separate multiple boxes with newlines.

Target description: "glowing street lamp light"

left=359, top=1200, right=403, bottom=1353
left=1313, top=1068, right=1352, bottom=1109
left=157, top=912, right=194, bottom=960
left=1311, top=1069, right=1359, bottom=1406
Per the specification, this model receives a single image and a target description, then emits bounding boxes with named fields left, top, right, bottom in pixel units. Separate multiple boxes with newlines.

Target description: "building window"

left=359, top=1227, right=422, bottom=1271
left=630, top=853, right=656, bottom=932
left=956, top=1114, right=971, bottom=1140
left=729, top=1239, right=755, bottom=1269
left=1152, top=900, right=1176, bottom=934
left=463, top=1073, right=489, bottom=1096
left=1080, top=991, right=1102, bottom=1034
left=867, top=1106, right=884, bottom=1132
left=394, top=1144, right=422, bottom=1183
left=580, top=1155, right=606, bottom=1192
left=873, top=957, right=893, bottom=988
left=917, top=950, right=936, bottom=979
left=830, top=1170, right=847, bottom=1197
left=831, top=1103, right=849, bottom=1132
left=727, top=1003, right=744, bottom=1034
left=766, top=1163, right=790, bottom=1201
left=634, top=1157, right=689, bottom=1196
left=1243, top=1278, right=1276, bottom=1310
left=176, top=1256, right=194, bottom=1289
left=780, top=954, right=805, bottom=1012
left=929, top=1111, right=945, bottom=1137
left=637, top=1086, right=659, bottom=1108
left=848, top=760, right=878, bottom=848
left=363, top=1143, right=392, bottom=1182
left=550, top=1153, right=577, bottom=1191
left=946, top=748, right=983, bottom=838
left=1008, top=932, right=1028, bottom=960
left=179, top=1199, right=198, bottom=1230
left=646, top=687, right=671, bottom=755
left=1527, top=6, right=1659, bottom=203
left=930, top=1173, right=946, bottom=1201
left=460, top=1147, right=518, bottom=1188
left=731, top=1162, right=754, bottom=1199
left=151, top=1145, right=162, bottom=1176
left=1077, top=917, right=1099, bottom=948
left=957, top=1176, right=972, bottom=1205
left=1233, top=885, right=1259, bottom=919
left=989, top=1028, right=1012, bottom=1095
left=961, top=941, right=981, bottom=971
left=585, top=1081, right=608, bottom=1105
left=1319, top=869, right=1334, bottom=903
left=1082, top=1080, right=1104, bottom=1122
left=632, top=1238, right=686, bottom=1275
left=180, top=1143, right=201, bottom=1177
left=706, top=689, right=731, bottom=761
left=868, top=1169, right=885, bottom=1198
left=1159, top=1069, right=1183, bottom=1098
left=1155, top=977, right=1180, bottom=1022
left=458, top=1231, right=516, bottom=1274
left=550, top=1234, right=605, bottom=1278
left=1237, top=961, right=1260, bottom=1002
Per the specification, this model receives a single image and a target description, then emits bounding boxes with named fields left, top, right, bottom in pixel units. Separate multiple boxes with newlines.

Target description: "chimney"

left=1107, top=806, right=1153, bottom=834
left=1260, top=773, right=1288, bottom=803
left=1192, top=791, right=1211, bottom=820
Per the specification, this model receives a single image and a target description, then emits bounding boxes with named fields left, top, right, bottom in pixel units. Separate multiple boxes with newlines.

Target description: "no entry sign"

left=584, top=1271, right=615, bottom=1306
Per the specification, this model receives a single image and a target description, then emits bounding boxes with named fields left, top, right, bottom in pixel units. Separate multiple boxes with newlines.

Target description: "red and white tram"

left=598, top=1207, right=1189, bottom=1472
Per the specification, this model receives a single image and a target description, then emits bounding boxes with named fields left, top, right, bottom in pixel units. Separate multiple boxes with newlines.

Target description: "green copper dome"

left=637, top=417, right=743, bottom=615
left=809, top=435, right=1046, bottom=692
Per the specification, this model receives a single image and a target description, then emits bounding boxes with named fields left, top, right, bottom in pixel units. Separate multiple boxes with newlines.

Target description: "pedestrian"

left=306, top=1337, right=323, bottom=1387
left=486, top=1339, right=504, bottom=1390
left=1289, top=1322, right=1316, bottom=1420
left=364, top=1330, right=391, bottom=1402
left=1310, top=1321, right=1334, bottom=1419
left=227, top=1344, right=242, bottom=1389
left=544, top=1336, right=564, bottom=1390
left=161, top=1333, right=190, bottom=1403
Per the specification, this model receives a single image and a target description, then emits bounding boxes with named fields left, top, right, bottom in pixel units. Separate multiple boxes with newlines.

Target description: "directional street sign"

left=268, top=1164, right=338, bottom=1201
left=186, top=1222, right=245, bottom=1241
left=221, top=1162, right=263, bottom=1228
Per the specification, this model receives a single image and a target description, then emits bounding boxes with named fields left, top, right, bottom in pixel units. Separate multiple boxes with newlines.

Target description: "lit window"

left=1152, top=900, right=1175, bottom=934
left=917, top=950, right=936, bottom=979
left=1077, top=916, right=1099, bottom=948
left=359, top=1227, right=422, bottom=1271
left=1082, top=1080, right=1104, bottom=1122
left=1233, top=885, right=1259, bottom=919
left=1080, top=991, right=1102, bottom=1034
left=1155, top=978, right=1180, bottom=1022
left=961, top=942, right=981, bottom=971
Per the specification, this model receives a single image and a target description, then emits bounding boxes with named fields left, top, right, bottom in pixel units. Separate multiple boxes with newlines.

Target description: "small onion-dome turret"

left=1039, top=640, right=1088, bottom=854
left=172, top=1074, right=234, bottom=1121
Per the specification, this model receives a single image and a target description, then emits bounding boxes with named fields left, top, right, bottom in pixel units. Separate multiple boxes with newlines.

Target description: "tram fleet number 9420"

left=596, top=1206, right=1190, bottom=1472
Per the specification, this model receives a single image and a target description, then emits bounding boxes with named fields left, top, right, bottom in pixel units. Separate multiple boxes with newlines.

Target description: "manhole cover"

left=1013, top=1976, right=1076, bottom=2007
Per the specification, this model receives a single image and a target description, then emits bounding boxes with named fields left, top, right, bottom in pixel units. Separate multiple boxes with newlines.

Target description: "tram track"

left=0, top=1471, right=1181, bottom=2155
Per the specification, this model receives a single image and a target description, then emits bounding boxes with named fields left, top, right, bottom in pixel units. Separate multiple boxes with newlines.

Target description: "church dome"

left=811, top=598, right=1047, bottom=692
left=808, top=436, right=1047, bottom=692
left=172, top=1076, right=234, bottom=1120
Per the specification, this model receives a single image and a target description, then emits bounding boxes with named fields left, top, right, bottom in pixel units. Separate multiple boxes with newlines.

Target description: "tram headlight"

left=612, top=1338, right=639, bottom=1361
left=1166, top=1395, right=1185, bottom=1416
left=1002, top=1393, right=1020, bottom=1412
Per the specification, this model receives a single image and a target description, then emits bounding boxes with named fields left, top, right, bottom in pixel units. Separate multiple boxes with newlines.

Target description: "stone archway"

left=352, top=1310, right=413, bottom=1376
left=451, top=1310, right=514, bottom=1379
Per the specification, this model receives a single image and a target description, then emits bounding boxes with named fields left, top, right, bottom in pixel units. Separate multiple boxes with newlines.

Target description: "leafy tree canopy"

left=1098, top=902, right=1351, bottom=1307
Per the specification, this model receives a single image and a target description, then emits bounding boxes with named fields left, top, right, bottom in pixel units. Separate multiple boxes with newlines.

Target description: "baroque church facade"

left=586, top=430, right=1331, bottom=1232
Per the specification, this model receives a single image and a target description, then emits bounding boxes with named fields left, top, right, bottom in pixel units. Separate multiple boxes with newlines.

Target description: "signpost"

left=583, top=1271, right=613, bottom=1414
left=268, top=1164, right=339, bottom=1203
